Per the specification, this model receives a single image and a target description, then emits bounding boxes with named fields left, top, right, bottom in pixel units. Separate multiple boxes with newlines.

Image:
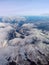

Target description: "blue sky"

left=0, top=0, right=49, bottom=16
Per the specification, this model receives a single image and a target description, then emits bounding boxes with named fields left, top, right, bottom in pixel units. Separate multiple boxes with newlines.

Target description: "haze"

left=0, top=0, right=49, bottom=16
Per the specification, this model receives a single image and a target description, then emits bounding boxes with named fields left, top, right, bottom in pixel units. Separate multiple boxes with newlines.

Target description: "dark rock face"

left=8, top=30, right=16, bottom=40
left=8, top=60, right=49, bottom=65
left=8, top=61, right=16, bottom=65
left=20, top=35, right=25, bottom=39
left=26, top=58, right=37, bottom=65
left=30, top=62, right=37, bottom=65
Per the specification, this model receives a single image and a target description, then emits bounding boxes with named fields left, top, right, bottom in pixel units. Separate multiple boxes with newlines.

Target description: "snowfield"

left=0, top=16, right=49, bottom=65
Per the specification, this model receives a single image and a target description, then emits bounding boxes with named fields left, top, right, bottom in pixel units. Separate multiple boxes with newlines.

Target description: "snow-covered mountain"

left=0, top=16, right=49, bottom=65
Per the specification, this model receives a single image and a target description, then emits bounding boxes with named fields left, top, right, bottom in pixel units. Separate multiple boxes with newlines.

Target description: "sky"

left=0, top=0, right=49, bottom=16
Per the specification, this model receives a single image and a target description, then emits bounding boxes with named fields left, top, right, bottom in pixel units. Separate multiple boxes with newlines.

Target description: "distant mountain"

left=41, top=13, right=49, bottom=16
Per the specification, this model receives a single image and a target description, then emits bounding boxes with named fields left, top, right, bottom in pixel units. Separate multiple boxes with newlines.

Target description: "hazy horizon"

left=0, top=0, right=49, bottom=16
